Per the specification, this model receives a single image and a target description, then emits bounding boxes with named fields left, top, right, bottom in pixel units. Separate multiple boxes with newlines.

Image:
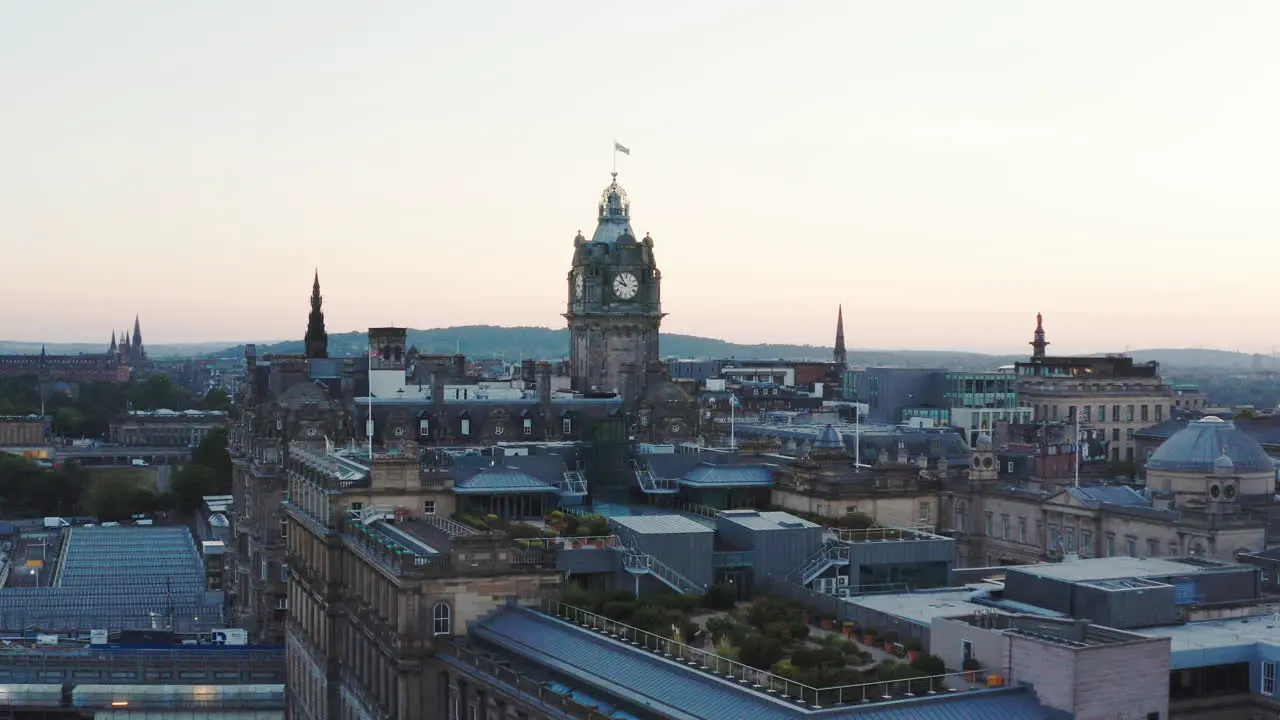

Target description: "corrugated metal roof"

left=680, top=464, right=775, bottom=488
left=453, top=467, right=558, bottom=494
left=473, top=607, right=1066, bottom=720
left=610, top=514, right=714, bottom=536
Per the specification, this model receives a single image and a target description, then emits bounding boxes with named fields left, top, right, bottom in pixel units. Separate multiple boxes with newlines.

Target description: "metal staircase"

left=622, top=548, right=703, bottom=595
left=632, top=460, right=679, bottom=494
left=790, top=540, right=852, bottom=586
left=555, top=464, right=588, bottom=497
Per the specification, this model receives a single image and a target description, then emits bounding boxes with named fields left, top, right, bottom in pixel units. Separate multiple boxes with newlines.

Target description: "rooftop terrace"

left=470, top=600, right=1065, bottom=719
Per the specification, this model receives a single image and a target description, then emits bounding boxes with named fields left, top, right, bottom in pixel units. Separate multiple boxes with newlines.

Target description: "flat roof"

left=611, top=514, right=714, bottom=535
left=716, top=510, right=819, bottom=532
left=848, top=588, right=1002, bottom=626
left=1008, top=556, right=1234, bottom=583
left=1139, top=612, right=1280, bottom=668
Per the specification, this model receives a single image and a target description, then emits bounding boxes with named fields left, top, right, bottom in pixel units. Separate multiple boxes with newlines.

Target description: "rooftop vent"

left=778, top=521, right=806, bottom=528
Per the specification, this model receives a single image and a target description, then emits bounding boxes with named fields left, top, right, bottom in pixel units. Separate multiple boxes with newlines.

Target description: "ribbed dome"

left=814, top=424, right=844, bottom=450
left=1146, top=416, right=1274, bottom=474
left=975, top=433, right=993, bottom=450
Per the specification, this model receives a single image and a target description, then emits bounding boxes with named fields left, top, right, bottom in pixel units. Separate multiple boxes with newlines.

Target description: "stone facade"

left=564, top=175, right=663, bottom=397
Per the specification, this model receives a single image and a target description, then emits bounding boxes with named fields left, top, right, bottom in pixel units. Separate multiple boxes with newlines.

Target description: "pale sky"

left=4, top=1, right=1280, bottom=354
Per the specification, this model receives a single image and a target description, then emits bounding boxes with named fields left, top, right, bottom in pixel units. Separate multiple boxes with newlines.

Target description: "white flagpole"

left=1075, top=410, right=1081, bottom=488
left=855, top=407, right=861, bottom=468
left=367, top=343, right=375, bottom=457
left=730, top=396, right=736, bottom=450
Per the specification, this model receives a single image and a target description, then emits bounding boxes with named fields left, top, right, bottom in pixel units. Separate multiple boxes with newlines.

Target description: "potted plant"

left=862, top=627, right=878, bottom=646
left=802, top=610, right=813, bottom=625
left=962, top=657, right=982, bottom=683
left=820, top=616, right=835, bottom=630
left=842, top=620, right=856, bottom=639
left=881, top=630, right=899, bottom=653
left=904, top=637, right=923, bottom=663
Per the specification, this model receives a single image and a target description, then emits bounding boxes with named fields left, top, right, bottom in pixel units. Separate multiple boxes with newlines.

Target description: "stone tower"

left=564, top=173, right=664, bottom=394
left=1030, top=312, right=1049, bottom=358
left=970, top=433, right=998, bottom=481
left=304, top=270, right=329, bottom=359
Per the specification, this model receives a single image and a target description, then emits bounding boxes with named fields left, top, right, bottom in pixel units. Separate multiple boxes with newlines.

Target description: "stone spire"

left=109, top=331, right=117, bottom=354
left=1030, top=312, right=1049, bottom=358
left=833, top=304, right=847, bottom=367
left=304, top=270, right=329, bottom=359
left=132, top=315, right=143, bottom=351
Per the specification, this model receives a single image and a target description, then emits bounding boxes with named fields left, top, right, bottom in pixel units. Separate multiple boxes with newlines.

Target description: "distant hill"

left=196, top=325, right=1270, bottom=373
left=1, top=327, right=1269, bottom=372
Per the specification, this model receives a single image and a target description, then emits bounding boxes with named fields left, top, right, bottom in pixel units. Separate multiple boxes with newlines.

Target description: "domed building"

left=1145, top=416, right=1277, bottom=506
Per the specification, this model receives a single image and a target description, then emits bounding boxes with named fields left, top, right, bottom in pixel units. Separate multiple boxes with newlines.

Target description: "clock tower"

left=564, top=173, right=664, bottom=397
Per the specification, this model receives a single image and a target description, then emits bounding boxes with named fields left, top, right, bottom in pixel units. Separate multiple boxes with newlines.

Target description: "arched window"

left=433, top=602, right=451, bottom=636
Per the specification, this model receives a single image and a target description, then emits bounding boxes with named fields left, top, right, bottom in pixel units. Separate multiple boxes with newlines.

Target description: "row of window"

left=981, top=511, right=1206, bottom=557
left=413, top=417, right=573, bottom=437
left=1036, top=403, right=1165, bottom=424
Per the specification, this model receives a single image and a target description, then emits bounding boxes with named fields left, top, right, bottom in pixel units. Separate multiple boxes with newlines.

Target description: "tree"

left=81, top=473, right=149, bottom=521
left=198, top=389, right=232, bottom=412
left=190, top=428, right=232, bottom=493
left=171, top=464, right=219, bottom=516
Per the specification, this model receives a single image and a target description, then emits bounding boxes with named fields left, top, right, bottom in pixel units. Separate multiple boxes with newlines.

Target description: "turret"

left=304, top=270, right=329, bottom=359
left=1030, top=312, right=1049, bottom=358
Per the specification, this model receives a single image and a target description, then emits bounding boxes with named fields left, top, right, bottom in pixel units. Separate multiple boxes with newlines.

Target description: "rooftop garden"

left=558, top=585, right=950, bottom=692
left=451, top=510, right=614, bottom=544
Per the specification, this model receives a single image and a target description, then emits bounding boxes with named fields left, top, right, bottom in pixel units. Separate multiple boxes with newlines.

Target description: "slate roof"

left=472, top=606, right=1066, bottom=720
left=1146, top=417, right=1275, bottom=474
left=681, top=463, right=775, bottom=488
left=1065, top=485, right=1149, bottom=507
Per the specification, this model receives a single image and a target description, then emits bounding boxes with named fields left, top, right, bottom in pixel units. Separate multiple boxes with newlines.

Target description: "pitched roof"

left=453, top=466, right=558, bottom=494
left=680, top=463, right=775, bottom=488
left=1065, top=485, right=1149, bottom=507
left=472, top=606, right=1066, bottom=720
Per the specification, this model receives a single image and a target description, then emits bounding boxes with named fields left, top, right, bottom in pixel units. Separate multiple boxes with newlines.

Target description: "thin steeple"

left=304, top=269, right=329, bottom=359
left=109, top=331, right=117, bottom=353
left=834, top=304, right=847, bottom=367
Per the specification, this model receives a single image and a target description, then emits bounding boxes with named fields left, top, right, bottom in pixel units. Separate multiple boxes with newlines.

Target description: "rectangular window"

left=1169, top=542, right=1179, bottom=556
left=423, top=501, right=437, bottom=516
left=1007, top=461, right=1014, bottom=473
left=984, top=512, right=994, bottom=537
left=260, top=557, right=268, bottom=582
left=961, top=639, right=973, bottom=662
left=1148, top=539, right=1159, bottom=557
left=1106, top=534, right=1116, bottom=557
left=1097, top=405, right=1105, bottom=423
left=460, top=418, right=471, bottom=436
left=522, top=418, right=533, bottom=435
left=918, top=502, right=931, bottom=522
left=1141, top=405, right=1149, bottom=422
left=1067, top=405, right=1076, bottom=423
left=1127, top=537, right=1137, bottom=557
left=280, top=562, right=289, bottom=583
left=1155, top=405, right=1164, bottom=422
left=1264, top=661, right=1276, bottom=694
left=418, top=419, right=429, bottom=435
left=1083, top=406, right=1091, bottom=423
left=1018, top=517, right=1027, bottom=544
left=1113, top=428, right=1120, bottom=441
left=1126, top=405, right=1134, bottom=422
left=1081, top=530, right=1093, bottom=556
left=562, top=418, right=572, bottom=434
left=1066, top=527, right=1076, bottom=552
left=280, top=517, right=287, bottom=538
left=1112, top=405, right=1120, bottom=422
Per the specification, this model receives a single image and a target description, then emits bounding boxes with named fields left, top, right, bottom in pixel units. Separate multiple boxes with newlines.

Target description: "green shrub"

left=904, top=637, right=923, bottom=652
left=505, top=523, right=543, bottom=539
left=909, top=654, right=945, bottom=677
left=962, top=657, right=981, bottom=671
left=702, top=583, right=737, bottom=611
left=736, top=634, right=785, bottom=670
left=601, top=601, right=637, bottom=622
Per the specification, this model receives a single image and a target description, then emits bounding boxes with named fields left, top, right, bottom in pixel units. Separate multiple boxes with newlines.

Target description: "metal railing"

left=423, top=514, right=481, bottom=538
left=542, top=600, right=1009, bottom=708
left=621, top=550, right=702, bottom=595
left=633, top=460, right=678, bottom=493
left=557, top=470, right=589, bottom=495
left=829, top=524, right=942, bottom=542
left=514, top=535, right=619, bottom=551
left=0, top=690, right=285, bottom=710
left=440, top=642, right=618, bottom=720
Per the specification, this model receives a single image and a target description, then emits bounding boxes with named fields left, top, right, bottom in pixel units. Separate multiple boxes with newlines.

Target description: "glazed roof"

left=1146, top=416, right=1275, bottom=475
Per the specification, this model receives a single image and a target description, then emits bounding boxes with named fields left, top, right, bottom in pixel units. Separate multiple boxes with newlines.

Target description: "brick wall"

left=1010, top=635, right=1076, bottom=713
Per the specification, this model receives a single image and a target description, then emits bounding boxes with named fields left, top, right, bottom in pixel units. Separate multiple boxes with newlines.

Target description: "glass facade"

left=944, top=372, right=1020, bottom=410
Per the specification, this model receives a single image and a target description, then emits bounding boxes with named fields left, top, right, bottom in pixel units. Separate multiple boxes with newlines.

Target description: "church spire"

left=833, top=304, right=847, bottom=367
left=304, top=270, right=329, bottom=359
left=132, top=315, right=142, bottom=348
left=1030, top=312, right=1049, bottom=358
left=110, top=331, right=117, bottom=353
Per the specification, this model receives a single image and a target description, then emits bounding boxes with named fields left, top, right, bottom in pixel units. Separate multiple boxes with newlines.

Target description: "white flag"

left=614, top=142, right=631, bottom=155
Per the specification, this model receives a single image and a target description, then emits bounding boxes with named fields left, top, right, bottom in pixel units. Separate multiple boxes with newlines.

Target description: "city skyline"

left=5, top=1, right=1280, bottom=352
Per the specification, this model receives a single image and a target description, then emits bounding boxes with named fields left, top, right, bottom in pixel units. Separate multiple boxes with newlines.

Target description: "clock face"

left=306, top=427, right=317, bottom=438
left=574, top=272, right=584, bottom=299
left=613, top=272, right=639, bottom=300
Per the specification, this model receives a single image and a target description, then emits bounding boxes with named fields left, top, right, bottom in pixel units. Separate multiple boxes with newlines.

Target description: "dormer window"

left=562, top=417, right=572, bottom=434
left=460, top=418, right=471, bottom=436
